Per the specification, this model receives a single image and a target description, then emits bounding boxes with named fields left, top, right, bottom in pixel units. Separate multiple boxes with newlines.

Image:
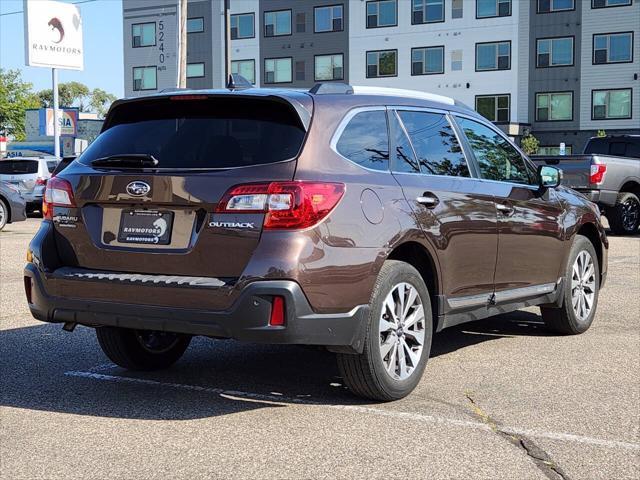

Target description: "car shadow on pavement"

left=1, top=310, right=552, bottom=420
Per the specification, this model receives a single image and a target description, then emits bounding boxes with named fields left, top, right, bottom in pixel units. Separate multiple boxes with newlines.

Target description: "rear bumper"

left=574, top=189, right=618, bottom=208
left=24, top=263, right=369, bottom=354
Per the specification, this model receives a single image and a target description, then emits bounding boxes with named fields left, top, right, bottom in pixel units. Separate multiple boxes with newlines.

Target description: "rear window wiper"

left=91, top=154, right=159, bottom=168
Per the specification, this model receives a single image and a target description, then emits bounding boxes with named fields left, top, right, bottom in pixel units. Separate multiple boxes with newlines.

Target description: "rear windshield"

left=584, top=138, right=640, bottom=159
left=78, top=96, right=306, bottom=169
left=0, top=160, right=39, bottom=174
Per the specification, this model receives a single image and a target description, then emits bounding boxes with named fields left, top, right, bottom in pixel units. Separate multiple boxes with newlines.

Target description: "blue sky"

left=0, top=0, right=124, bottom=97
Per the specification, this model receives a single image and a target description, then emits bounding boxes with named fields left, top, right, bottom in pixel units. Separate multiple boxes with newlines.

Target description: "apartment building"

left=122, top=0, right=640, bottom=151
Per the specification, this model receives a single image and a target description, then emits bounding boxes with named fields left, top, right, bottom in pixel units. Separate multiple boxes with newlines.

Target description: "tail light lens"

left=43, top=177, right=75, bottom=220
left=589, top=164, right=607, bottom=185
left=216, top=181, right=345, bottom=230
left=35, top=177, right=47, bottom=186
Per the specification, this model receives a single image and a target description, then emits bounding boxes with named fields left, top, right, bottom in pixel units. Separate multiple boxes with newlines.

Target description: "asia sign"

left=23, top=0, right=84, bottom=70
left=39, top=108, right=78, bottom=137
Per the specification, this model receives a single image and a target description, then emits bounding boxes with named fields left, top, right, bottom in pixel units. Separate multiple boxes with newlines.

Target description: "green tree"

left=0, top=69, right=40, bottom=141
left=89, top=88, right=117, bottom=118
left=37, top=81, right=91, bottom=109
left=597, top=129, right=607, bottom=138
left=520, top=134, right=540, bottom=156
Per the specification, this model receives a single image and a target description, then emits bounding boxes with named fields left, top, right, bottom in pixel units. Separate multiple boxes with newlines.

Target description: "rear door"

left=52, top=94, right=308, bottom=279
left=453, top=116, right=565, bottom=298
left=389, top=108, right=498, bottom=312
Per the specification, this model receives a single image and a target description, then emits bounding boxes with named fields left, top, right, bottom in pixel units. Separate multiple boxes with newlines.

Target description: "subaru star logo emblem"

left=126, top=181, right=151, bottom=197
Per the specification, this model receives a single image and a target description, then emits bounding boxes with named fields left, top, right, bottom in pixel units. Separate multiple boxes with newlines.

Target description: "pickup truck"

left=532, top=135, right=640, bottom=235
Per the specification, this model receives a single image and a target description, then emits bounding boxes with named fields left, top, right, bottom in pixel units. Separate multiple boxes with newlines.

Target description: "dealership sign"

left=23, top=0, right=84, bottom=70
left=39, top=108, right=78, bottom=137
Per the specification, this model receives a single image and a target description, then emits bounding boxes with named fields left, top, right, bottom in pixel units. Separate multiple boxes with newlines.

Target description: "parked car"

left=0, top=157, right=58, bottom=213
left=24, top=85, right=608, bottom=400
left=531, top=135, right=640, bottom=235
left=0, top=181, right=27, bottom=230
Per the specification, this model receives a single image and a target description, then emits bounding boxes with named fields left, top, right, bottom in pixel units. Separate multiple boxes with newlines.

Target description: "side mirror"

left=538, top=165, right=562, bottom=189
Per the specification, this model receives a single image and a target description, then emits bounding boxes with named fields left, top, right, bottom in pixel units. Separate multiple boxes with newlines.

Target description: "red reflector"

left=24, top=276, right=33, bottom=304
left=269, top=296, right=285, bottom=326
left=589, top=164, right=607, bottom=185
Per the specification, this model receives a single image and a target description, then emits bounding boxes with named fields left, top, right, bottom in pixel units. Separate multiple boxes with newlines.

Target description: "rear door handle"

left=416, top=193, right=439, bottom=208
left=496, top=203, right=514, bottom=215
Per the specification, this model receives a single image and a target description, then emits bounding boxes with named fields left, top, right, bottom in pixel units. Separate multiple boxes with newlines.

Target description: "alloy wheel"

left=0, top=202, right=6, bottom=230
left=379, top=282, right=426, bottom=380
left=571, top=251, right=596, bottom=322
left=621, top=197, right=639, bottom=232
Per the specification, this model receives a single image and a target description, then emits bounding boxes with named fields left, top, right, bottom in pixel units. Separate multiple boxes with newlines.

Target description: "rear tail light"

left=43, top=177, right=75, bottom=220
left=269, top=296, right=285, bottom=326
left=216, top=181, right=345, bottom=230
left=35, top=177, right=47, bottom=186
left=589, top=164, right=607, bottom=185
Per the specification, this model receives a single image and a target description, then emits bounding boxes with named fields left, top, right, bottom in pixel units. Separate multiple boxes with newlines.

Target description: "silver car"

left=0, top=157, right=58, bottom=212
left=0, top=181, right=27, bottom=230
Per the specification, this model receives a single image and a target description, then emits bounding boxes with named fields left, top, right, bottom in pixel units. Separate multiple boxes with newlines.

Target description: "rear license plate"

left=118, top=209, right=174, bottom=245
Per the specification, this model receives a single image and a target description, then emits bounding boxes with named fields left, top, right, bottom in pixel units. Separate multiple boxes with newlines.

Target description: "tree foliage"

left=520, top=134, right=540, bottom=156
left=0, top=69, right=41, bottom=141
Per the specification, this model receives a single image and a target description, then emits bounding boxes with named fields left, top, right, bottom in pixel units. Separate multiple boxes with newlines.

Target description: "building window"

left=133, top=66, right=157, bottom=91
left=452, top=0, right=464, bottom=18
left=366, top=50, right=397, bottom=77
left=295, top=13, right=306, bottom=33
left=475, top=94, right=510, bottom=122
left=537, top=0, right=574, bottom=13
left=315, top=5, right=343, bottom=32
left=231, top=59, right=255, bottom=84
left=592, top=0, right=632, bottom=8
left=412, top=0, right=445, bottom=24
left=538, top=145, right=573, bottom=155
left=537, top=37, right=574, bottom=67
left=412, top=46, right=444, bottom=75
left=315, top=54, right=344, bottom=81
left=366, top=0, right=397, bottom=28
left=536, top=92, right=573, bottom=121
left=592, top=89, right=632, bottom=119
left=187, top=17, right=204, bottom=33
left=451, top=49, right=463, bottom=70
left=593, top=32, right=633, bottom=64
left=264, top=57, right=292, bottom=84
left=231, top=13, right=254, bottom=39
left=476, top=41, right=511, bottom=71
left=264, top=10, right=291, bottom=37
left=295, top=61, right=305, bottom=81
left=476, top=0, right=511, bottom=18
left=132, top=22, right=155, bottom=48
left=186, top=63, right=205, bottom=78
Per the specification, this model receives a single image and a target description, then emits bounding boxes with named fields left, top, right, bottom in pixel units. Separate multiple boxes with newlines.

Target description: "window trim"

left=475, top=40, right=512, bottom=72
left=132, top=66, right=157, bottom=92
left=536, top=36, right=575, bottom=68
left=411, top=45, right=445, bottom=76
left=366, top=0, right=398, bottom=29
left=535, top=91, right=574, bottom=122
left=591, top=0, right=632, bottom=9
left=131, top=22, right=156, bottom=48
left=536, top=0, right=576, bottom=13
left=186, top=62, right=206, bottom=79
left=474, top=93, right=511, bottom=123
left=230, top=12, right=255, bottom=40
left=591, top=88, right=633, bottom=120
left=186, top=17, right=204, bottom=34
left=264, top=9, right=292, bottom=37
left=231, top=58, right=256, bottom=84
left=366, top=49, right=398, bottom=78
left=314, top=53, right=345, bottom=81
left=313, top=4, right=344, bottom=33
left=475, top=0, right=512, bottom=19
left=592, top=32, right=634, bottom=65
left=411, top=0, right=446, bottom=25
left=263, top=56, right=293, bottom=84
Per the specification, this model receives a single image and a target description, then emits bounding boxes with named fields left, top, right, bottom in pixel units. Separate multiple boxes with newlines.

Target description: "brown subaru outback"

left=24, top=84, right=608, bottom=401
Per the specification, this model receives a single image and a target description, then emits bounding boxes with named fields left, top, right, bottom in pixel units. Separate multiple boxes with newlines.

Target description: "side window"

left=336, top=110, right=389, bottom=171
left=455, top=117, right=533, bottom=184
left=398, top=111, right=470, bottom=177
left=390, top=113, right=419, bottom=173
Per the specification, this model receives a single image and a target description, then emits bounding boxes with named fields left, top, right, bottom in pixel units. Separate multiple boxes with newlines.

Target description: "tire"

left=541, top=235, right=600, bottom=335
left=607, top=192, right=640, bottom=235
left=0, top=198, right=8, bottom=231
left=96, top=327, right=191, bottom=371
left=337, top=260, right=433, bottom=401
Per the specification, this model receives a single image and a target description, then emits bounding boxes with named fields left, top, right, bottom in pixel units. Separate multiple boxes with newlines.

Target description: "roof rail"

left=309, top=82, right=354, bottom=94
left=352, top=86, right=455, bottom=105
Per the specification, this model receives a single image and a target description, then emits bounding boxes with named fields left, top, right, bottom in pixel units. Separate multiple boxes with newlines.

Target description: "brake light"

left=589, top=164, right=607, bottom=185
left=169, top=95, right=208, bottom=101
left=42, top=177, right=75, bottom=220
left=216, top=181, right=345, bottom=230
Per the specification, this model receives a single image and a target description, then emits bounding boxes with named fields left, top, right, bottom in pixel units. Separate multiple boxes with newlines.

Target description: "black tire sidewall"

left=0, top=199, right=8, bottom=230
left=365, top=261, right=433, bottom=399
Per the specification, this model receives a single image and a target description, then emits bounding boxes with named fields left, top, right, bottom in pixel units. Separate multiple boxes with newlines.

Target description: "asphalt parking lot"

left=0, top=218, right=638, bottom=479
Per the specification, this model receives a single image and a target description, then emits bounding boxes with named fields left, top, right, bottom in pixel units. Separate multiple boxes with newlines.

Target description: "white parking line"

left=65, top=369, right=640, bottom=452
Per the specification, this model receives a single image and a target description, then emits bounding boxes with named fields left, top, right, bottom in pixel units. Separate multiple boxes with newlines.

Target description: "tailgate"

left=530, top=155, right=594, bottom=189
